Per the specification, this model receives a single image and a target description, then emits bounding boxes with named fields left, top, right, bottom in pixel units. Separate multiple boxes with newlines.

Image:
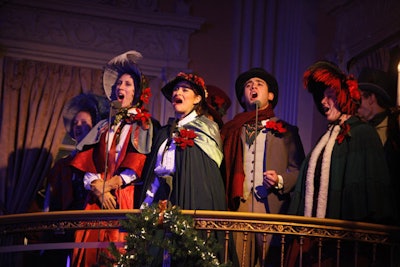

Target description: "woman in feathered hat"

left=70, top=51, right=157, bottom=267
left=139, top=72, right=233, bottom=265
left=41, top=93, right=108, bottom=266
left=286, top=60, right=396, bottom=266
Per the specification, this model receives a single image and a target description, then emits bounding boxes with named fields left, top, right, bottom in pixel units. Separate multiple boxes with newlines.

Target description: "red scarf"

left=221, top=105, right=275, bottom=210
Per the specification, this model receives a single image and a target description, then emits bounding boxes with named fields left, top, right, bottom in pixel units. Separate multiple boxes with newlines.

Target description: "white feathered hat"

left=103, top=50, right=144, bottom=106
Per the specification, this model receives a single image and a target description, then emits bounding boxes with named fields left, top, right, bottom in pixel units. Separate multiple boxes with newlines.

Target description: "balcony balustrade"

left=1, top=210, right=399, bottom=266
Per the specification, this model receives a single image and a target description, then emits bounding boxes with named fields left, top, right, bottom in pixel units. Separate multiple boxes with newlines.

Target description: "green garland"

left=105, top=202, right=231, bottom=267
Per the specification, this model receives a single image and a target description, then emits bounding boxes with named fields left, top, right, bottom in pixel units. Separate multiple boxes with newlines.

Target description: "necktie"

left=244, top=122, right=264, bottom=146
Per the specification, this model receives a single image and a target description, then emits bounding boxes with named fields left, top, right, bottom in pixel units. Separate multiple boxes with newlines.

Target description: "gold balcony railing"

left=1, top=210, right=399, bottom=266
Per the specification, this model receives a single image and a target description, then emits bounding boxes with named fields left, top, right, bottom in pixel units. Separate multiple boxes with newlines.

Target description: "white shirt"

left=154, top=111, right=198, bottom=176
left=83, top=108, right=139, bottom=190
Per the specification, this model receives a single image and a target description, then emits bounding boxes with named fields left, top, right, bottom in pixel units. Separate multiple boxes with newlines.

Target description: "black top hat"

left=235, top=68, right=279, bottom=109
left=161, top=72, right=207, bottom=102
left=358, top=68, right=393, bottom=107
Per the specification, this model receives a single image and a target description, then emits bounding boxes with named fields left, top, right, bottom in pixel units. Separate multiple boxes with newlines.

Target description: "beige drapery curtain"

left=0, top=56, right=104, bottom=215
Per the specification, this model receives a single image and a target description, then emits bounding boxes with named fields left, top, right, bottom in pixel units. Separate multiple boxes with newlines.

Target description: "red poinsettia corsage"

left=336, top=122, right=351, bottom=144
left=133, top=110, right=151, bottom=124
left=173, top=128, right=197, bottom=149
left=140, top=87, right=152, bottom=104
left=125, top=108, right=152, bottom=129
left=265, top=120, right=287, bottom=136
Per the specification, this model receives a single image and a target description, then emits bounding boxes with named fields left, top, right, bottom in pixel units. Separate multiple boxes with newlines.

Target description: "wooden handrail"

left=1, top=210, right=399, bottom=245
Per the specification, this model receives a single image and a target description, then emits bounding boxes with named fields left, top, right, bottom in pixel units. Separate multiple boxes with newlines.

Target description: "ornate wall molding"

left=0, top=0, right=204, bottom=78
left=0, top=0, right=204, bottom=125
